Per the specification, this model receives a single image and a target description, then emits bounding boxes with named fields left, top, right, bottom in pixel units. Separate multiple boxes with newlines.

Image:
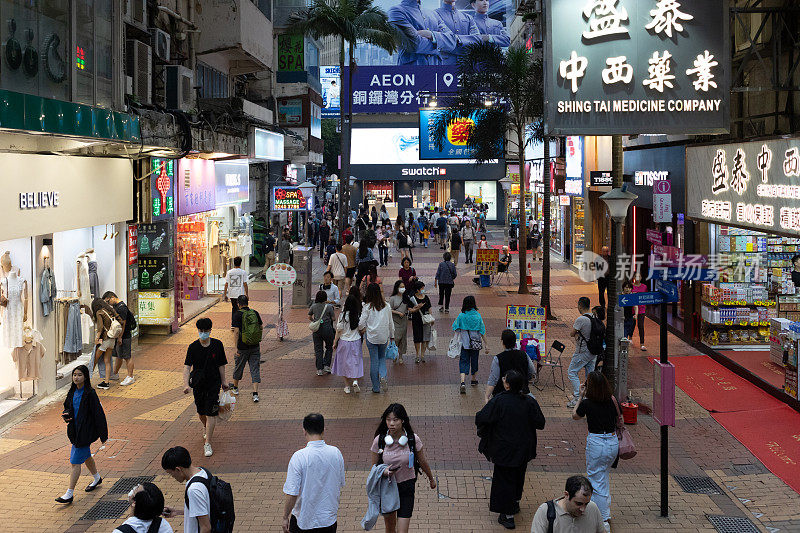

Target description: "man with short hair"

left=531, top=475, right=605, bottom=533
left=485, top=329, right=536, bottom=402
left=161, top=446, right=213, bottom=533
left=342, top=234, right=358, bottom=292
left=320, top=270, right=340, bottom=306
left=184, top=318, right=228, bottom=457
left=223, top=256, right=248, bottom=327
left=567, top=297, right=595, bottom=408
left=283, top=414, right=345, bottom=533
left=461, top=219, right=476, bottom=263
left=436, top=211, right=448, bottom=249
left=231, top=295, right=263, bottom=403
left=103, top=291, right=135, bottom=386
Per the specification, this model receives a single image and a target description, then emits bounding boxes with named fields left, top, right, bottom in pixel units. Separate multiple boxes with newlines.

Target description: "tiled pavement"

left=1, top=236, right=800, bottom=532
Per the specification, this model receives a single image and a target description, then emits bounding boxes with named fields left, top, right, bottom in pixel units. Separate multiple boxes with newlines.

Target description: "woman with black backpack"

left=55, top=365, right=108, bottom=504
left=370, top=404, right=436, bottom=533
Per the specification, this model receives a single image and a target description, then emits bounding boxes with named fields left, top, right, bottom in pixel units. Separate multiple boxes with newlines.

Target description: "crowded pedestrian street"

left=0, top=238, right=798, bottom=532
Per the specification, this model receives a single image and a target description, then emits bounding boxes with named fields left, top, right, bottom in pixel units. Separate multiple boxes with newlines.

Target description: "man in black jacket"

left=476, top=370, right=546, bottom=530
left=484, top=329, right=537, bottom=402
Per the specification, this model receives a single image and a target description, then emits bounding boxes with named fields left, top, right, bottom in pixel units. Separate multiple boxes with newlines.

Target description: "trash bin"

left=621, top=401, right=638, bottom=424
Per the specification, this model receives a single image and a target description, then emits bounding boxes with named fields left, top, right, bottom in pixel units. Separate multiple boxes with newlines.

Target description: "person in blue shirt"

left=388, top=0, right=457, bottom=65
left=470, top=0, right=510, bottom=47
left=434, top=0, right=483, bottom=65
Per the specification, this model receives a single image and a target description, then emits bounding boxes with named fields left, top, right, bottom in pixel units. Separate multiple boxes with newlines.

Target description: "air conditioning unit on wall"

left=126, top=40, right=152, bottom=105
left=151, top=29, right=171, bottom=62
left=165, top=65, right=193, bottom=111
left=123, top=0, right=147, bottom=29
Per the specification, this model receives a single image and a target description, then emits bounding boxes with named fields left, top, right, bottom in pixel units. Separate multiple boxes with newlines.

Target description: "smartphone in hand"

left=61, top=412, right=71, bottom=422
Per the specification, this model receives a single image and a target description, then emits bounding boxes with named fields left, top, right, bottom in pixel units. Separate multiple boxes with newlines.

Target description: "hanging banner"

left=544, top=0, right=729, bottom=135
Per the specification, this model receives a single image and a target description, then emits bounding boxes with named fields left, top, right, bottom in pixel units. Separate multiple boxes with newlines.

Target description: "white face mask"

left=399, top=288, right=405, bottom=294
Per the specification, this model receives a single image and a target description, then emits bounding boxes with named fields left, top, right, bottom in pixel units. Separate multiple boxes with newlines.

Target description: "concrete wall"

left=196, top=0, right=273, bottom=71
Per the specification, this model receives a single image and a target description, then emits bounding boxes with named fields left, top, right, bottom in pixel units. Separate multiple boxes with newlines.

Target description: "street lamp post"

left=599, top=185, right=637, bottom=398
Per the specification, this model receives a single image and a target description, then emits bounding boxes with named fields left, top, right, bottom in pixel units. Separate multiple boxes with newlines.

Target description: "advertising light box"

left=272, top=187, right=314, bottom=211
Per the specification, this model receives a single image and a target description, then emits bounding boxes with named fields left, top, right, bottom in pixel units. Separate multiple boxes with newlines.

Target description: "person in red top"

left=398, top=257, right=417, bottom=291
left=631, top=271, right=647, bottom=351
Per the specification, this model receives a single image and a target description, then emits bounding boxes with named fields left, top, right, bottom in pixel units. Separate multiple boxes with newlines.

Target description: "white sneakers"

left=204, top=443, right=213, bottom=457
left=352, top=381, right=361, bottom=393
left=344, top=386, right=352, bottom=394
left=120, top=376, right=135, bottom=386
left=603, top=521, right=611, bottom=532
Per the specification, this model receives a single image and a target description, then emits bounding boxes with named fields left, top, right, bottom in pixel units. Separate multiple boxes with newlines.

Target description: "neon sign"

left=272, top=187, right=311, bottom=211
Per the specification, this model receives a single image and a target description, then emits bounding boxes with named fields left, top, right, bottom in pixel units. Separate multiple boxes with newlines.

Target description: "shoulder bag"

left=612, top=396, right=637, bottom=460
left=103, top=310, right=123, bottom=339
left=308, top=304, right=330, bottom=332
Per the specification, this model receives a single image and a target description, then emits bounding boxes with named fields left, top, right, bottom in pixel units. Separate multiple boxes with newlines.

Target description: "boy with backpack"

left=230, top=295, right=263, bottom=403
left=567, top=297, right=605, bottom=408
left=162, top=446, right=235, bottom=533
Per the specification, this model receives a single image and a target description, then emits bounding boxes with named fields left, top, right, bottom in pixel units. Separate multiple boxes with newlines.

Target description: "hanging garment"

left=87, top=261, right=99, bottom=299
left=64, top=301, right=83, bottom=353
left=77, top=256, right=92, bottom=306
left=209, top=245, right=222, bottom=276
left=55, top=300, right=69, bottom=355
left=80, top=308, right=92, bottom=346
left=13, top=329, right=45, bottom=381
left=1, top=272, right=26, bottom=349
left=209, top=222, right=220, bottom=246
left=40, top=267, right=56, bottom=317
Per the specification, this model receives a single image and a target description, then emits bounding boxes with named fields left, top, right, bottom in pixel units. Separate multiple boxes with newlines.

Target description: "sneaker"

left=252, top=392, right=259, bottom=403
left=438, top=306, right=444, bottom=312
left=97, top=382, right=110, bottom=390
left=344, top=386, right=352, bottom=394
left=316, top=369, right=325, bottom=376
left=641, top=345, right=647, bottom=351
left=120, top=376, right=134, bottom=386
left=353, top=381, right=361, bottom=393
left=460, top=382, right=466, bottom=394
left=397, top=356, right=404, bottom=365
left=470, top=380, right=479, bottom=386
left=109, top=373, right=120, bottom=381
left=603, top=521, right=611, bottom=533
left=444, top=309, right=449, bottom=313
left=498, top=514, right=516, bottom=529
left=230, top=385, right=239, bottom=395
left=323, top=366, right=332, bottom=374
left=380, top=377, right=389, bottom=392
left=567, top=398, right=578, bottom=408
left=204, top=443, right=213, bottom=457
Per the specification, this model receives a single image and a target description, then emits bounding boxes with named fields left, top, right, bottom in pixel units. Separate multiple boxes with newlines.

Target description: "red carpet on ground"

left=717, top=349, right=784, bottom=390
left=667, top=355, right=785, bottom=413
left=713, top=406, right=800, bottom=494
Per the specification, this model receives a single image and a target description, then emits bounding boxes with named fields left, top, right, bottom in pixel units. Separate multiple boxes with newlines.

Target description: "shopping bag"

left=386, top=341, right=399, bottom=361
left=218, top=390, right=237, bottom=421
left=428, top=329, right=438, bottom=351
left=447, top=334, right=461, bottom=359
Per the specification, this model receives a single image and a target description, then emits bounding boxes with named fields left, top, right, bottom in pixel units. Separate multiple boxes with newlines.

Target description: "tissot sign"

left=686, top=138, right=800, bottom=235
left=544, top=0, right=729, bottom=135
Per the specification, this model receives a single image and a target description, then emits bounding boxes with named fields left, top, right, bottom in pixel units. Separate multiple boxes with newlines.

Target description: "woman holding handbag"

left=408, top=281, right=433, bottom=364
left=452, top=295, right=488, bottom=394
left=571, top=371, right=619, bottom=530
left=332, top=292, right=364, bottom=393
left=359, top=283, right=395, bottom=393
left=308, top=291, right=336, bottom=376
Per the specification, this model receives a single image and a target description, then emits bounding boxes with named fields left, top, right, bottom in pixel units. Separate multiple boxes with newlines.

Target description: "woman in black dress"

left=408, top=281, right=432, bottom=364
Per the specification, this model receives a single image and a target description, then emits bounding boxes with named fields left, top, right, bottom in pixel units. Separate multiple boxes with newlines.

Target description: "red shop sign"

left=128, top=225, right=138, bottom=265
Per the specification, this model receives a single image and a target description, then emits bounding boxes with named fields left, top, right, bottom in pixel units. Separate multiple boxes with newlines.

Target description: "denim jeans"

left=366, top=340, right=388, bottom=392
left=87, top=345, right=108, bottom=380
left=586, top=432, right=619, bottom=521
left=459, top=348, right=480, bottom=375
left=568, top=351, right=596, bottom=397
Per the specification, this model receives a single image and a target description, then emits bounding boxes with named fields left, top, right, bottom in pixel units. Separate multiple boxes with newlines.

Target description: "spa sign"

left=686, top=138, right=800, bottom=235
left=544, top=0, right=729, bottom=135
left=271, top=187, right=311, bottom=211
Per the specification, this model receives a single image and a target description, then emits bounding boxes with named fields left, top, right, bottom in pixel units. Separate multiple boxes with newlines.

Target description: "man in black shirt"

left=485, top=329, right=537, bottom=402
left=265, top=229, right=277, bottom=270
left=230, top=295, right=263, bottom=403
left=183, top=317, right=228, bottom=457
left=104, top=291, right=136, bottom=386
left=597, top=246, right=612, bottom=309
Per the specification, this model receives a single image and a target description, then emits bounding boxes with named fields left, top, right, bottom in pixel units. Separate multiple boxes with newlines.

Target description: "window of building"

left=196, top=62, right=229, bottom=99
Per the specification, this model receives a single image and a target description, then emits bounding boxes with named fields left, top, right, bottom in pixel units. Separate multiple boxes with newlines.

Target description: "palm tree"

left=429, top=43, right=547, bottom=299
left=288, top=0, right=400, bottom=224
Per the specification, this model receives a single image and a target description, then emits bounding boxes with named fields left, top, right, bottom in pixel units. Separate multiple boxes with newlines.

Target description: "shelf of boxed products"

left=701, top=283, right=776, bottom=308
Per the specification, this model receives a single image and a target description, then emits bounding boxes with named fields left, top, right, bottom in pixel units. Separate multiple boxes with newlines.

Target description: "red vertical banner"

left=128, top=224, right=138, bottom=265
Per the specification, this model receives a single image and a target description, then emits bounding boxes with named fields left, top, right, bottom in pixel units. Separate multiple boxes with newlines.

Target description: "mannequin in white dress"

left=1, top=252, right=28, bottom=350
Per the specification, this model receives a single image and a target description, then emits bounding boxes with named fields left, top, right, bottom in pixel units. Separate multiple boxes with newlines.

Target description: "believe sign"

left=686, top=138, right=800, bottom=235
left=544, top=0, right=729, bottom=135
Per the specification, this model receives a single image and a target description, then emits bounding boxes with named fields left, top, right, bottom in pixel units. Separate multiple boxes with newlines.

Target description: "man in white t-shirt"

left=567, top=297, right=596, bottom=408
left=162, top=446, right=211, bottom=533
left=224, top=256, right=248, bottom=327
left=283, top=413, right=345, bottom=533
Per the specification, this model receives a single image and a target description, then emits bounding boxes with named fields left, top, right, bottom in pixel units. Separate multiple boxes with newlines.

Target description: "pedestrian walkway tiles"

left=0, top=437, right=31, bottom=455
left=133, top=395, right=194, bottom=422
left=95, top=370, right=183, bottom=400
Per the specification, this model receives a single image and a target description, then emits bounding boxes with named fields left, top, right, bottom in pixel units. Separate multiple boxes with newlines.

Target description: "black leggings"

left=636, top=314, right=645, bottom=344
left=438, top=284, right=453, bottom=309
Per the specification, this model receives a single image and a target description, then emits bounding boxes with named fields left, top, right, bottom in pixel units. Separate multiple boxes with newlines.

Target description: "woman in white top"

left=113, top=482, right=174, bottom=533
left=327, top=242, right=348, bottom=297
left=359, top=282, right=395, bottom=393
left=332, top=292, right=364, bottom=394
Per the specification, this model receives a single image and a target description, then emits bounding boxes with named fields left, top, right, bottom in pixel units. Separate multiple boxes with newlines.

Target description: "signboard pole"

left=660, top=299, right=669, bottom=517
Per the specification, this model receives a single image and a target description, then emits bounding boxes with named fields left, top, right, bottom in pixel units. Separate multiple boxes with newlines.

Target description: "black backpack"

left=185, top=468, right=235, bottom=533
left=546, top=500, right=557, bottom=533
left=580, top=313, right=606, bottom=356
left=116, top=518, right=162, bottom=533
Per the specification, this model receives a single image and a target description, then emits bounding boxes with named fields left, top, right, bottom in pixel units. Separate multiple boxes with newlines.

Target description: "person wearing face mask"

left=408, top=281, right=433, bottom=364
left=388, top=281, right=410, bottom=365
left=55, top=365, right=108, bottom=504
left=183, top=318, right=229, bottom=457
left=114, top=482, right=173, bottom=533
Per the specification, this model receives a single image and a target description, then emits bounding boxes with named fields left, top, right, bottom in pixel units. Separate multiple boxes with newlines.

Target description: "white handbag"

left=421, top=312, right=435, bottom=325
left=448, top=334, right=461, bottom=358
left=308, top=304, right=330, bottom=332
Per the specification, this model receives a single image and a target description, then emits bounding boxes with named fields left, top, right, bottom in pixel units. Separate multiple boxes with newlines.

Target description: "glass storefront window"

left=464, top=181, right=498, bottom=220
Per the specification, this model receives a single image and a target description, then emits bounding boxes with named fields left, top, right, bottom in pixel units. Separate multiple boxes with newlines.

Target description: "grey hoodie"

left=361, top=464, right=400, bottom=530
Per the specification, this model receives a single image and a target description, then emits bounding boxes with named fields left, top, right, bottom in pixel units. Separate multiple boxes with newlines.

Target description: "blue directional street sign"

left=650, top=267, right=717, bottom=281
left=618, top=292, right=667, bottom=307
left=654, top=279, right=679, bottom=302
